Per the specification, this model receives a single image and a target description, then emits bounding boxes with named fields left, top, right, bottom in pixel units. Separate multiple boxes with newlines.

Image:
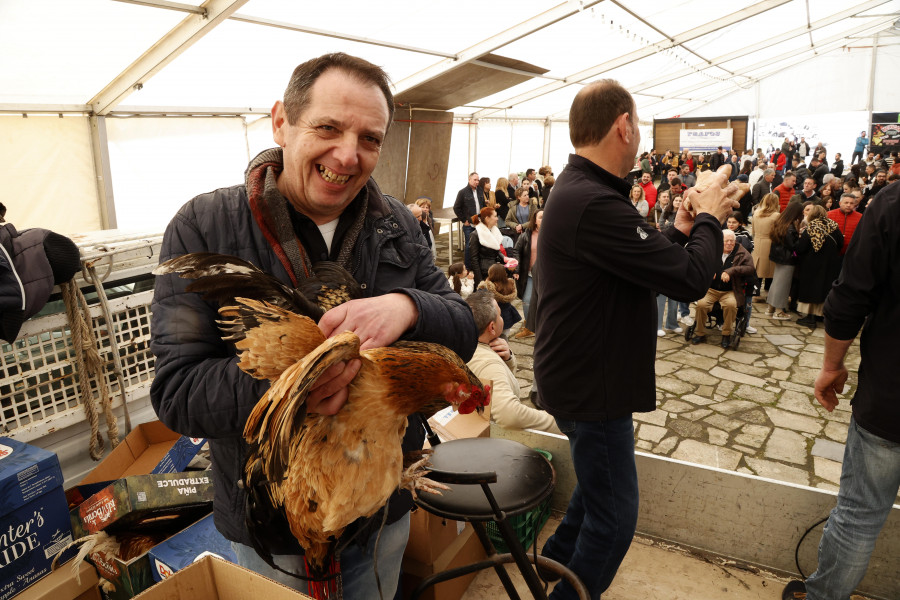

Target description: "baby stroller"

left=683, top=276, right=757, bottom=350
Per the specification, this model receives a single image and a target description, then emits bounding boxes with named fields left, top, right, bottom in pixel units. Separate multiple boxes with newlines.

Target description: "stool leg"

left=471, top=522, right=523, bottom=600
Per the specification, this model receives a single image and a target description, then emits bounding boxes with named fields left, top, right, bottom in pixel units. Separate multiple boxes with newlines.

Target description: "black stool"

left=411, top=437, right=587, bottom=600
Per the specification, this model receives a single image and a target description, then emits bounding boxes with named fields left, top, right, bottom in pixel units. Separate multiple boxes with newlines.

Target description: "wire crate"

left=484, top=448, right=553, bottom=552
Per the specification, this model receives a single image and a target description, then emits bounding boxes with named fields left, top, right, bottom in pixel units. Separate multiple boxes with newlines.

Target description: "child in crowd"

left=479, top=263, right=521, bottom=335
left=447, top=262, right=474, bottom=298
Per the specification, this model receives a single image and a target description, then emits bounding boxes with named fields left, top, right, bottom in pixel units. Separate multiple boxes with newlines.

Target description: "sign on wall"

left=680, top=128, right=733, bottom=153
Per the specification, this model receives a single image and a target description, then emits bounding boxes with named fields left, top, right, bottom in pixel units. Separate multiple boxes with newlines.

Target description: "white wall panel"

left=0, top=115, right=100, bottom=235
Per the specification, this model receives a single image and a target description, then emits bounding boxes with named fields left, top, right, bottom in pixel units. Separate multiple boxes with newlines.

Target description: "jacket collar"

left=566, top=153, right=632, bottom=198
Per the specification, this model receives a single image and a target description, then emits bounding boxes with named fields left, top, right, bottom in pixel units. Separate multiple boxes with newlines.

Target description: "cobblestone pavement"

left=433, top=228, right=861, bottom=493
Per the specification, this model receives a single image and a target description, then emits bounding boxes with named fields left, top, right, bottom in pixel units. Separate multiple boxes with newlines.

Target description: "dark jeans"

left=462, top=224, right=474, bottom=269
left=542, top=416, right=639, bottom=599
left=851, top=151, right=863, bottom=165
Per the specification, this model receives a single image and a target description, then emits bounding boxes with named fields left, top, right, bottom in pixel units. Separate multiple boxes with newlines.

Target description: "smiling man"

left=150, top=53, right=477, bottom=599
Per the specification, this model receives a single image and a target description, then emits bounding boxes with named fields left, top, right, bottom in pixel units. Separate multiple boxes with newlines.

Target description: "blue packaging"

left=147, top=514, right=235, bottom=582
left=0, top=438, right=74, bottom=600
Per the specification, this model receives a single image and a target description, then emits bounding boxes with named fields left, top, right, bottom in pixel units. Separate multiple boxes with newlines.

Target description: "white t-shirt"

left=317, top=218, right=340, bottom=253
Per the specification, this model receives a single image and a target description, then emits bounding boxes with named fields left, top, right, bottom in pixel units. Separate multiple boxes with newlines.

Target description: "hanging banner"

left=870, top=112, right=900, bottom=155
left=680, top=129, right=733, bottom=153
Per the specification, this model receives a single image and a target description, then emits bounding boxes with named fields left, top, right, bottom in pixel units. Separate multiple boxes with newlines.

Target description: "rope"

left=61, top=280, right=119, bottom=460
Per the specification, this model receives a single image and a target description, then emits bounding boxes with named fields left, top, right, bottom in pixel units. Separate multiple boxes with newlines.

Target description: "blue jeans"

left=232, top=512, right=410, bottom=600
left=677, top=301, right=690, bottom=319
left=522, top=274, right=534, bottom=319
left=805, top=417, right=900, bottom=600
left=542, top=416, right=639, bottom=600
left=656, top=294, right=678, bottom=330
left=462, top=224, right=474, bottom=269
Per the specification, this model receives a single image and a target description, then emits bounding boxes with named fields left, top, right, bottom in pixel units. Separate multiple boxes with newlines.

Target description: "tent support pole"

left=468, top=121, right=478, bottom=174
left=542, top=119, right=552, bottom=170
left=866, top=32, right=879, bottom=137
left=89, top=116, right=117, bottom=230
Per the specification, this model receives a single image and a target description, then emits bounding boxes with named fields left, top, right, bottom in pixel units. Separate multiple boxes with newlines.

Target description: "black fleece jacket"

left=824, top=181, right=900, bottom=443
left=534, top=153, right=724, bottom=421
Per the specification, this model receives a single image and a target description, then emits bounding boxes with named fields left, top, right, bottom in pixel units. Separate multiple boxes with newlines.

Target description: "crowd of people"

left=147, top=48, right=897, bottom=600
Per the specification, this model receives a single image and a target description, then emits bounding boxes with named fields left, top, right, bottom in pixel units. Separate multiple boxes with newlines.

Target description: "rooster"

left=154, top=253, right=489, bottom=583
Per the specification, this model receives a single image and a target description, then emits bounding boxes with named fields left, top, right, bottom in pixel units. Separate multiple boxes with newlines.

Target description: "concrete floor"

left=462, top=515, right=794, bottom=600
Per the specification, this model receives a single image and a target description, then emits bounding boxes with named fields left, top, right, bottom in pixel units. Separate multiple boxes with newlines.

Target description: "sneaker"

left=657, top=329, right=666, bottom=337
left=764, top=308, right=775, bottom=317
left=673, top=327, right=683, bottom=334
left=513, top=327, right=534, bottom=339
left=691, top=335, right=706, bottom=345
left=745, top=325, right=757, bottom=334
left=772, top=312, right=791, bottom=320
left=782, top=579, right=806, bottom=599
left=797, top=315, right=816, bottom=328
left=681, top=316, right=694, bottom=327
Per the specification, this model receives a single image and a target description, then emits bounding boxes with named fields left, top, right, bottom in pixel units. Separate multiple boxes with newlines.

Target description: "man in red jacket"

left=774, top=172, right=796, bottom=211
left=639, top=171, right=657, bottom=209
left=827, top=192, right=862, bottom=256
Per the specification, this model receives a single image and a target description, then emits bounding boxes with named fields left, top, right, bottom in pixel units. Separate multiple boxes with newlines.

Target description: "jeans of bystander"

left=232, top=512, right=410, bottom=600
left=805, top=417, right=900, bottom=600
left=542, top=416, right=639, bottom=600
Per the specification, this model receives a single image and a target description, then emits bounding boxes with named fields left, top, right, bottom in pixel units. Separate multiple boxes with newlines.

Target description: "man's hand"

left=677, top=165, right=743, bottom=235
left=721, top=271, right=730, bottom=283
left=814, top=364, right=848, bottom=412
left=312, top=294, right=419, bottom=413
left=516, top=224, right=523, bottom=234
left=320, top=293, right=418, bottom=351
left=489, top=337, right=512, bottom=362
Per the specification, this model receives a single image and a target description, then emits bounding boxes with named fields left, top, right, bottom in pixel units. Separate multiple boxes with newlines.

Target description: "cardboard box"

left=16, top=558, right=100, bottom=600
left=404, top=508, right=466, bottom=565
left=87, top=508, right=212, bottom=600
left=0, top=438, right=74, bottom=600
left=401, top=525, right=486, bottom=600
left=132, top=555, right=313, bottom=600
left=69, top=472, right=214, bottom=539
left=427, top=406, right=490, bottom=443
left=80, top=422, right=206, bottom=483
left=147, top=514, right=235, bottom=582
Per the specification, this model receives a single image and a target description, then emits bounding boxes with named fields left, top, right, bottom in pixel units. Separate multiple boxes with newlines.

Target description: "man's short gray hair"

left=723, top=229, right=736, bottom=241
left=466, top=289, right=496, bottom=333
left=764, top=168, right=775, bottom=177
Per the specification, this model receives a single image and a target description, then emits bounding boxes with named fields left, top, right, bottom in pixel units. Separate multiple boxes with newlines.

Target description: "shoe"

left=764, top=308, right=775, bottom=317
left=673, top=327, right=683, bottom=334
left=782, top=579, right=806, bottom=599
left=721, top=338, right=730, bottom=349
left=772, top=312, right=791, bottom=320
left=681, top=316, right=694, bottom=327
left=715, top=324, right=722, bottom=331
left=657, top=329, right=666, bottom=337
left=513, top=327, right=534, bottom=339
left=745, top=325, right=757, bottom=334
left=691, top=335, right=706, bottom=345
left=796, top=315, right=816, bottom=328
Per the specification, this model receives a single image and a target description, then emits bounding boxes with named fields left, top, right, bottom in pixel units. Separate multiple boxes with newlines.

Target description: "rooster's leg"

left=400, top=455, right=449, bottom=499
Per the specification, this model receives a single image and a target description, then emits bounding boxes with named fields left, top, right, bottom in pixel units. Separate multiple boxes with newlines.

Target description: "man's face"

left=670, top=183, right=683, bottom=196
left=681, top=165, right=690, bottom=176
left=868, top=152, right=874, bottom=160
left=876, top=171, right=886, bottom=185
left=723, top=235, right=735, bottom=253
left=835, top=153, right=841, bottom=160
left=641, top=173, right=651, bottom=185
left=272, top=69, right=389, bottom=224
left=839, top=196, right=856, bottom=214
left=469, top=173, right=479, bottom=189
left=764, top=172, right=775, bottom=183
left=668, top=171, right=676, bottom=183
left=784, top=176, right=796, bottom=188
left=803, top=179, right=816, bottom=194
left=527, top=171, right=536, bottom=182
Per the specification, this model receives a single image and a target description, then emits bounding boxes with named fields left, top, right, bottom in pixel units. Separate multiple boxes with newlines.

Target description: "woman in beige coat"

left=751, top=192, right=781, bottom=300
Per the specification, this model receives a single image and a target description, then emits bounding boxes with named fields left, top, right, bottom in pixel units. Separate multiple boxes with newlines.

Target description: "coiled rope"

left=61, top=279, right=119, bottom=460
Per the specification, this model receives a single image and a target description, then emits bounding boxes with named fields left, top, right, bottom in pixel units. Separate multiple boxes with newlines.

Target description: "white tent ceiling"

left=3, top=0, right=898, bottom=119
left=1, top=0, right=898, bottom=233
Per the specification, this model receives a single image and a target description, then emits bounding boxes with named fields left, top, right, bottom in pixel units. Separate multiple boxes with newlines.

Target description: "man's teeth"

left=318, top=165, right=350, bottom=184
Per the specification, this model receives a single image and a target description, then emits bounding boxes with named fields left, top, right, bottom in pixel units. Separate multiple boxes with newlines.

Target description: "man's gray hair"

left=764, top=168, right=775, bottom=177
left=466, top=289, right=496, bottom=333
left=723, top=229, right=736, bottom=240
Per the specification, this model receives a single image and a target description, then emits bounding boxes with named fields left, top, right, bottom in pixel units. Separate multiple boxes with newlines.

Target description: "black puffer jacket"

left=150, top=170, right=477, bottom=551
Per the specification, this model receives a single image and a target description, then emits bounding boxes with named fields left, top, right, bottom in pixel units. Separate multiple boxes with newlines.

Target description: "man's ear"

left=272, top=100, right=287, bottom=147
left=618, top=112, right=635, bottom=145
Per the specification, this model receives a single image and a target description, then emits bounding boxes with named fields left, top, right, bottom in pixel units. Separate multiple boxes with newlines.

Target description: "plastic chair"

left=410, top=436, right=588, bottom=600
